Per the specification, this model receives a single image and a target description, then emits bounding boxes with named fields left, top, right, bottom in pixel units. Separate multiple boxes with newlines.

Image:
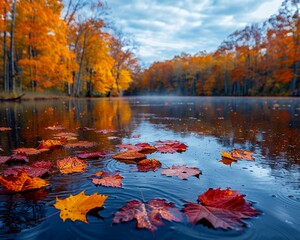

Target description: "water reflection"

left=0, top=97, right=299, bottom=239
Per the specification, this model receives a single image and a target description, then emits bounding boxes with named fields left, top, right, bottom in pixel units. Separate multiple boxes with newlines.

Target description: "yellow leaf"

left=220, top=151, right=237, bottom=161
left=54, top=191, right=108, bottom=223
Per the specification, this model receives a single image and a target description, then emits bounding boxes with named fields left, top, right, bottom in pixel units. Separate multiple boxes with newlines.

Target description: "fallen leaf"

left=112, top=150, right=146, bottom=161
left=137, top=158, right=162, bottom=172
left=0, top=156, right=11, bottom=164
left=183, top=188, right=259, bottom=230
left=53, top=132, right=78, bottom=138
left=92, top=171, right=123, bottom=188
left=45, top=125, right=65, bottom=130
left=117, top=143, right=156, bottom=154
left=155, top=140, right=187, bottom=153
left=57, top=157, right=88, bottom=174
left=219, top=157, right=236, bottom=166
left=64, top=141, right=95, bottom=149
left=77, top=127, right=96, bottom=131
left=0, top=127, right=11, bottom=131
left=0, top=171, right=49, bottom=192
left=231, top=149, right=254, bottom=161
left=76, top=151, right=109, bottom=159
left=161, top=165, right=201, bottom=180
left=3, top=161, right=53, bottom=177
left=113, top=199, right=182, bottom=231
left=95, top=129, right=117, bottom=134
left=13, top=148, right=42, bottom=155
left=37, top=139, right=64, bottom=150
left=132, top=134, right=141, bottom=138
left=54, top=191, right=108, bottom=223
left=116, top=144, right=140, bottom=151
left=220, top=151, right=237, bottom=161
left=10, top=152, right=29, bottom=163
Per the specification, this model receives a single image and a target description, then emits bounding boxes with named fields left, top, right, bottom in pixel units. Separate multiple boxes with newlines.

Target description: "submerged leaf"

left=113, top=199, right=182, bottom=231
left=183, top=188, right=259, bottom=230
left=57, top=157, right=88, bottom=174
left=54, top=191, right=108, bottom=223
left=161, top=165, right=201, bottom=180
left=0, top=171, right=49, bottom=192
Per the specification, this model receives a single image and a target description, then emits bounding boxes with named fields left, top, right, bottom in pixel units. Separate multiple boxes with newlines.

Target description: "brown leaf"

left=231, top=149, right=255, bottom=161
left=112, top=150, right=146, bottom=161
left=57, top=157, right=88, bottom=174
left=64, top=141, right=95, bottom=149
left=113, top=199, right=182, bottom=231
left=0, top=171, right=49, bottom=192
left=137, top=158, right=162, bottom=172
left=37, top=139, right=64, bottom=150
left=54, top=191, right=108, bottom=223
left=53, top=132, right=78, bottom=138
left=161, top=165, right=201, bottom=180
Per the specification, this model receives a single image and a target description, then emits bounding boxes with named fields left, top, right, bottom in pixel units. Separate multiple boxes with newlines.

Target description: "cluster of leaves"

left=0, top=125, right=258, bottom=232
left=220, top=149, right=255, bottom=166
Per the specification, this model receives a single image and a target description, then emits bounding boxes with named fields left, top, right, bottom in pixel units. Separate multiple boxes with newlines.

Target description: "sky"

left=107, top=0, right=283, bottom=65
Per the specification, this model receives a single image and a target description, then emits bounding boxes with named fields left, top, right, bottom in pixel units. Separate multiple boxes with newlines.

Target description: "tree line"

left=0, top=0, right=138, bottom=96
left=132, top=0, right=300, bottom=96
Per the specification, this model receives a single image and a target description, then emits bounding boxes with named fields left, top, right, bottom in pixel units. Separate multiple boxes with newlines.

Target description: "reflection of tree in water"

left=133, top=98, right=300, bottom=169
left=0, top=189, right=48, bottom=235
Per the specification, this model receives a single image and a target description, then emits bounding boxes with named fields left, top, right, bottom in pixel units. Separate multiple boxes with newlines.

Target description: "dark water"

left=0, top=97, right=299, bottom=240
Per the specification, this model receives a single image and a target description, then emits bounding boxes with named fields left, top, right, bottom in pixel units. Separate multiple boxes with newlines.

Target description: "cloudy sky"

left=107, top=0, right=283, bottom=65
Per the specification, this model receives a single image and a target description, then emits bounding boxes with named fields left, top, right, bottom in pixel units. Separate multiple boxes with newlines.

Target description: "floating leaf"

left=77, top=127, right=96, bottom=131
left=155, top=140, right=187, bottom=153
left=117, top=143, right=156, bottom=154
left=220, top=151, right=237, bottom=161
left=112, top=150, right=146, bottom=161
left=95, top=129, right=117, bottom=134
left=113, top=199, right=182, bottom=231
left=54, top=191, right=108, bottom=223
left=64, top=141, right=95, bottom=149
left=0, top=127, right=11, bottom=131
left=57, top=157, right=88, bottom=174
left=132, top=134, right=141, bottom=138
left=53, top=132, right=78, bottom=138
left=116, top=144, right=140, bottom=151
left=0, top=171, right=49, bottom=192
left=92, top=171, right=123, bottom=188
left=137, top=158, right=162, bottom=172
left=0, top=156, right=11, bottom=164
left=45, top=125, right=65, bottom=130
left=13, top=148, right=42, bottom=155
left=219, top=157, right=236, bottom=166
left=161, top=165, right=201, bottom=180
left=10, top=152, right=29, bottom=163
left=183, top=188, right=259, bottom=230
left=231, top=149, right=254, bottom=161
left=3, top=161, right=53, bottom=177
left=76, top=151, right=109, bottom=159
left=37, top=139, right=64, bottom=150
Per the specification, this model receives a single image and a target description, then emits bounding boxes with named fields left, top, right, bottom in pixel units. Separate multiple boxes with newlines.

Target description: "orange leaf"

left=13, top=148, right=44, bottom=155
left=64, top=141, right=95, bottom=149
left=0, top=171, right=49, bottom=192
left=112, top=150, right=146, bottom=161
left=57, top=157, right=88, bottom=174
left=231, top=149, right=254, bottom=161
left=220, top=151, right=237, bottom=161
left=0, top=127, right=11, bottom=131
left=37, top=139, right=64, bottom=150
left=54, top=191, right=108, bottom=223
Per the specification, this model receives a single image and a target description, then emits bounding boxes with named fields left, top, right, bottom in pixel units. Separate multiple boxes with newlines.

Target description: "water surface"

left=0, top=97, right=299, bottom=239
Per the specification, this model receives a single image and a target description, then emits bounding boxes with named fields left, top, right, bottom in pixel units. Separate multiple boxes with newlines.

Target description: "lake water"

left=0, top=96, right=299, bottom=240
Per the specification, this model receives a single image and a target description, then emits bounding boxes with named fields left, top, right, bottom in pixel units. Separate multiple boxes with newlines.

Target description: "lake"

left=0, top=96, right=299, bottom=239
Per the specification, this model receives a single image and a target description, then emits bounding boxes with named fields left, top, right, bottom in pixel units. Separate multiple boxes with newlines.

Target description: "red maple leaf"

left=3, top=161, right=53, bottom=177
left=92, top=171, right=123, bottom=188
left=113, top=199, right=182, bottom=231
left=161, top=165, right=201, bottom=180
left=76, top=151, right=109, bottom=159
left=137, top=158, right=162, bottom=172
left=183, top=188, right=259, bottom=230
left=154, top=140, right=187, bottom=153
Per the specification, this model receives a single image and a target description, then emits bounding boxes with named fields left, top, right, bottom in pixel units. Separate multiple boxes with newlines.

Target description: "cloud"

left=107, top=0, right=283, bottom=65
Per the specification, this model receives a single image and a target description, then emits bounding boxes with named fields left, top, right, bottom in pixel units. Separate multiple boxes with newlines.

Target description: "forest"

left=0, top=0, right=300, bottom=97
